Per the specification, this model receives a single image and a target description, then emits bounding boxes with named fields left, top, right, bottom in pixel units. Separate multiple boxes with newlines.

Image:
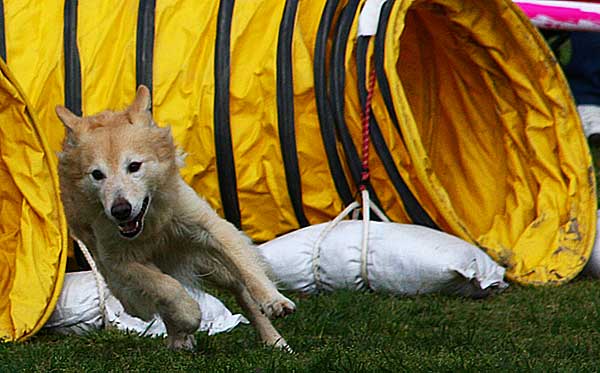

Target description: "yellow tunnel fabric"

left=0, top=61, right=68, bottom=342
left=0, top=0, right=596, bottom=343
left=380, top=0, right=595, bottom=284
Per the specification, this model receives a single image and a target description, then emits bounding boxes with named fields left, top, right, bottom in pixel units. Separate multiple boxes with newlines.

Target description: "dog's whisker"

left=194, top=269, right=217, bottom=279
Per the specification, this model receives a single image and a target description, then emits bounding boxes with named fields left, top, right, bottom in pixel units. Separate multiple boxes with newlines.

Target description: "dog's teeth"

left=118, top=220, right=138, bottom=234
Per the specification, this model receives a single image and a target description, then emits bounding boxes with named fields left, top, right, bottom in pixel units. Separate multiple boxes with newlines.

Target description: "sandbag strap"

left=73, top=237, right=108, bottom=329
left=312, top=190, right=388, bottom=291
left=359, top=189, right=391, bottom=289
left=312, top=201, right=359, bottom=292
left=359, top=191, right=371, bottom=287
left=312, top=44, right=387, bottom=291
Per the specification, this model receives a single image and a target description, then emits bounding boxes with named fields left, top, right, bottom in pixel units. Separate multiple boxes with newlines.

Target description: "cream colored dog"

left=56, top=86, right=295, bottom=351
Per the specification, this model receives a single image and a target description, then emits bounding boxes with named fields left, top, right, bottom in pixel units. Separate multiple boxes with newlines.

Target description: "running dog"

left=56, top=85, right=295, bottom=351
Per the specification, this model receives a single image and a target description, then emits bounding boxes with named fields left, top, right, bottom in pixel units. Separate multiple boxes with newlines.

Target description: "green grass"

left=3, top=145, right=600, bottom=372
left=3, top=280, right=600, bottom=372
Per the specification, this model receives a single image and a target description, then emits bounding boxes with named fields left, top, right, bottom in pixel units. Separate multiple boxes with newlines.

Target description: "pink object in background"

left=514, top=0, right=600, bottom=31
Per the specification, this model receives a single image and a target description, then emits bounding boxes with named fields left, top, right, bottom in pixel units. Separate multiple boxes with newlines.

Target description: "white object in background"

left=514, top=0, right=600, bottom=32
left=357, top=0, right=387, bottom=36
left=258, top=221, right=507, bottom=298
left=582, top=210, right=600, bottom=277
left=44, top=271, right=248, bottom=336
left=44, top=271, right=105, bottom=334
left=578, top=105, right=600, bottom=140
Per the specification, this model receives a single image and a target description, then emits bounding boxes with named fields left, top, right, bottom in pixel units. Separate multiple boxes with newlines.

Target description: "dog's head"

left=56, top=85, right=179, bottom=239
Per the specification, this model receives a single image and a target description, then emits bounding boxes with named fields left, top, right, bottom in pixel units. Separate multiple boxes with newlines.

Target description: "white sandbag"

left=44, top=271, right=248, bottom=336
left=44, top=271, right=105, bottom=334
left=581, top=210, right=600, bottom=277
left=106, top=286, right=248, bottom=337
left=259, top=221, right=507, bottom=297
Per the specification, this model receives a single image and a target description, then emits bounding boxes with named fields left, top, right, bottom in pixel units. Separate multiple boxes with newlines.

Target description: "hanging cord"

left=359, top=58, right=376, bottom=193
left=312, top=54, right=389, bottom=292
left=358, top=58, right=381, bottom=290
left=358, top=58, right=388, bottom=226
left=73, top=237, right=108, bottom=328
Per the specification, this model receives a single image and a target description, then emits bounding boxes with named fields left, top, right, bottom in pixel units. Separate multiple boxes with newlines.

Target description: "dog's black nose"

left=111, top=198, right=132, bottom=221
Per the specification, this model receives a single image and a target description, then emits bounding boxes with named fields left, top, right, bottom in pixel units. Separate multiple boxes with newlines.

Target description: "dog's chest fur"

left=91, top=192, right=214, bottom=284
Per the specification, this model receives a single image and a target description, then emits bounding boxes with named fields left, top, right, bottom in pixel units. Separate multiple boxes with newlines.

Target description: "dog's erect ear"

left=130, top=85, right=151, bottom=113
left=128, top=85, right=156, bottom=127
left=55, top=105, right=81, bottom=130
left=56, top=106, right=83, bottom=146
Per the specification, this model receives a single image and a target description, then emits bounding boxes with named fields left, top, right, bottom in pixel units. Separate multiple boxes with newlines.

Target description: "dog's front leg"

left=116, top=261, right=201, bottom=351
left=233, top=287, right=292, bottom=352
left=191, top=216, right=295, bottom=319
left=179, top=181, right=295, bottom=319
left=200, top=223, right=296, bottom=319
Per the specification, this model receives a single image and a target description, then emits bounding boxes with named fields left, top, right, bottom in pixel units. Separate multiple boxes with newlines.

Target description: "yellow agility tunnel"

left=0, top=0, right=596, bottom=341
left=0, top=62, right=68, bottom=342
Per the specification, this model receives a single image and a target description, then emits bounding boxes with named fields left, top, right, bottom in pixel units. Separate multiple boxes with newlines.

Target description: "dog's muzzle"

left=116, top=196, right=150, bottom=239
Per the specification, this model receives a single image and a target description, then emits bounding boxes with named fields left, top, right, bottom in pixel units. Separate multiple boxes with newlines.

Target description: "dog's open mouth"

left=118, top=197, right=150, bottom=239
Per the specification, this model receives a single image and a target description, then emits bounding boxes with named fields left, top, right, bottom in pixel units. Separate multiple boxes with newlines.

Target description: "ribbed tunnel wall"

left=0, top=0, right=596, bottom=342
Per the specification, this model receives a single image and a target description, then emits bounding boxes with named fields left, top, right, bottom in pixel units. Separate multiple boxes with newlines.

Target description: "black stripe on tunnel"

left=356, top=36, right=438, bottom=229
left=64, top=0, right=88, bottom=270
left=63, top=0, right=82, bottom=116
left=0, top=1, right=5, bottom=62
left=136, top=0, right=156, bottom=103
left=214, top=0, right=242, bottom=229
left=314, top=0, right=354, bottom=207
left=277, top=0, right=309, bottom=228
left=374, top=0, right=403, bottom=138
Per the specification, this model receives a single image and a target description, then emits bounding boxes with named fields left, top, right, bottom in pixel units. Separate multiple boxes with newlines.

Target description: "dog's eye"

left=91, top=169, right=105, bottom=180
left=128, top=161, right=142, bottom=173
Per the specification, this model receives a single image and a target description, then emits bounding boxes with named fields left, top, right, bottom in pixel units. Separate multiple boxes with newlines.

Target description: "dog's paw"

left=167, top=333, right=196, bottom=352
left=275, top=339, right=294, bottom=354
left=258, top=329, right=293, bottom=353
left=261, top=294, right=296, bottom=319
left=168, top=296, right=202, bottom=334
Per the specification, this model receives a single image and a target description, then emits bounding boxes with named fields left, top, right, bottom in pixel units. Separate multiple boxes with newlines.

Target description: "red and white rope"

left=312, top=56, right=389, bottom=292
